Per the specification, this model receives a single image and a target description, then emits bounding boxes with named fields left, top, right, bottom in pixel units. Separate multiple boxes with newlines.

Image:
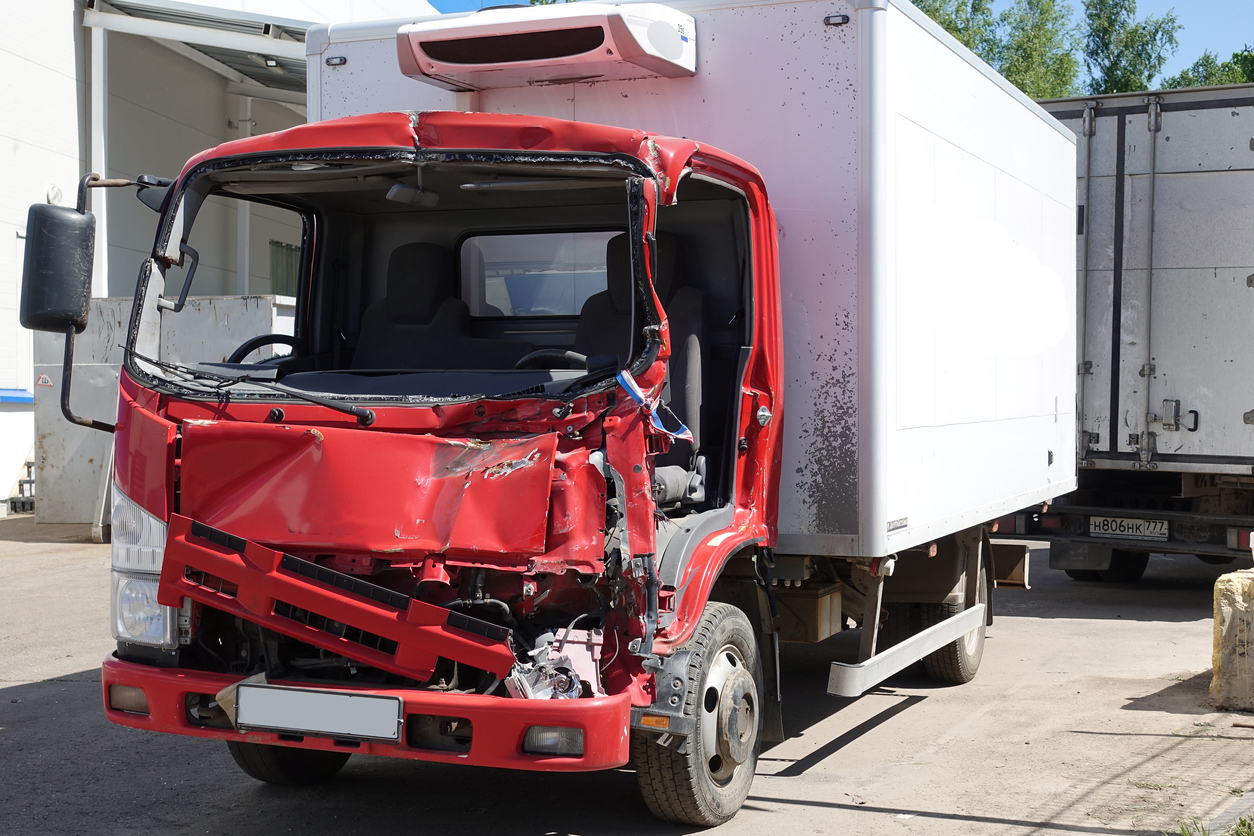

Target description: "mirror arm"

left=60, top=325, right=115, bottom=434
left=156, top=243, right=198, bottom=313
left=75, top=172, right=146, bottom=214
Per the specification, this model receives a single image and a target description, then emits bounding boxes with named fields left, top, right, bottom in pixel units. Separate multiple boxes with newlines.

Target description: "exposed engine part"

left=505, top=632, right=588, bottom=699
left=506, top=658, right=582, bottom=699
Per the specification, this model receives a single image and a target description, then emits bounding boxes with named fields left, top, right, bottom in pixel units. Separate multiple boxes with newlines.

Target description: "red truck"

left=20, top=1, right=1076, bottom=826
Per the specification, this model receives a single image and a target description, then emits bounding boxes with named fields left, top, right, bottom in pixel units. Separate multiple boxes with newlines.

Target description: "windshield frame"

left=125, top=147, right=663, bottom=409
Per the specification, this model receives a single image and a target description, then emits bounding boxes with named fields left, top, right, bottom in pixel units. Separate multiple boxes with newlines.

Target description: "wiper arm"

left=128, top=351, right=376, bottom=427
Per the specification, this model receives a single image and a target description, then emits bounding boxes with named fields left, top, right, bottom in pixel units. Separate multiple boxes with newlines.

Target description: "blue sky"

left=428, top=0, right=1254, bottom=84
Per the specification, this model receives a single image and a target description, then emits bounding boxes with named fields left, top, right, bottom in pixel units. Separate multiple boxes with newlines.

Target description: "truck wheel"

left=226, top=741, right=351, bottom=786
left=921, top=556, right=986, bottom=685
left=632, top=602, right=762, bottom=826
left=1065, top=569, right=1101, bottom=581
left=1098, top=550, right=1149, bottom=583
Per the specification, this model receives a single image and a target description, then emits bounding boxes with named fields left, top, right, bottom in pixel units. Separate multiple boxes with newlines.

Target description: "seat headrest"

left=604, top=232, right=680, bottom=315
left=386, top=242, right=453, bottom=324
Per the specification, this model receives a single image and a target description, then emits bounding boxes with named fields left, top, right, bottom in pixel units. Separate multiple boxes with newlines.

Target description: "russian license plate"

left=235, top=685, right=402, bottom=741
left=1089, top=516, right=1169, bottom=542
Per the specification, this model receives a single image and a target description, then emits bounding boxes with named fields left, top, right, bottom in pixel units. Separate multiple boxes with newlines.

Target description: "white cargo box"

left=305, top=0, right=1077, bottom=558
left=1040, top=85, right=1254, bottom=475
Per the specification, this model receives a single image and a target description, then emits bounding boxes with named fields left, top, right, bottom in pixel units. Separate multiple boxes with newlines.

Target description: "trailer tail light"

left=398, top=3, right=696, bottom=91
left=108, top=684, right=149, bottom=715
left=1039, top=516, right=1062, bottom=529
left=1227, top=529, right=1253, bottom=550
left=522, top=725, right=584, bottom=756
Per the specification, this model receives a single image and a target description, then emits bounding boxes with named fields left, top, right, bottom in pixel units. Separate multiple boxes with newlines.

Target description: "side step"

left=827, top=604, right=986, bottom=697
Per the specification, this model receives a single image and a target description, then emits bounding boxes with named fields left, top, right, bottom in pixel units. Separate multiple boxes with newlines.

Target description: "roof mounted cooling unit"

left=397, top=3, right=696, bottom=91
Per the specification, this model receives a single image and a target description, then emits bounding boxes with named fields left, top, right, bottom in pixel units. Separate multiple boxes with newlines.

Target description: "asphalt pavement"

left=1, top=514, right=1250, bottom=836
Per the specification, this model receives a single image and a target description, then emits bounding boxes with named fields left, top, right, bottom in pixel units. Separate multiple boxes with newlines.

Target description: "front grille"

left=279, top=554, right=410, bottom=610
left=272, top=600, right=400, bottom=656
left=184, top=568, right=239, bottom=598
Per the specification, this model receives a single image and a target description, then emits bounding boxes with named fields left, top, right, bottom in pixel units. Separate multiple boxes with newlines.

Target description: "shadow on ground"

left=993, top=549, right=1242, bottom=624
left=0, top=514, right=95, bottom=544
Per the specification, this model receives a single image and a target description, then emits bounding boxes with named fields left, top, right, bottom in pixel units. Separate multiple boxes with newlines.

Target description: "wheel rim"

left=700, top=643, right=758, bottom=786
left=962, top=566, right=986, bottom=656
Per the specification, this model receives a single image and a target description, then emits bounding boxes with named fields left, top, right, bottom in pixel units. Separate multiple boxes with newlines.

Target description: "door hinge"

left=1139, top=363, right=1156, bottom=378
left=1078, top=360, right=1092, bottom=375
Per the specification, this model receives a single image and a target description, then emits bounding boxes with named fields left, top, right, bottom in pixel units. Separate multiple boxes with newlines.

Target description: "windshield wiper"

left=128, top=350, right=376, bottom=427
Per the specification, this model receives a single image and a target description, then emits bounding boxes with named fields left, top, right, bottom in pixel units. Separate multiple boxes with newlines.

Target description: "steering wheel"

left=227, top=334, right=310, bottom=365
left=513, top=349, right=588, bottom=370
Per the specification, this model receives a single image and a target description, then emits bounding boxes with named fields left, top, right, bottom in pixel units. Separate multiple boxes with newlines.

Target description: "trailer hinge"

left=1081, top=101, right=1100, bottom=137
left=1145, top=96, right=1163, bottom=133
left=1078, top=360, right=1092, bottom=375
left=1081, top=431, right=1100, bottom=453
left=1139, top=363, right=1155, bottom=378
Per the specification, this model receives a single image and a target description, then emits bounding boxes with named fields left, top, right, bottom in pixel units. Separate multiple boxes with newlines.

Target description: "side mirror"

left=19, top=177, right=115, bottom=434
left=20, top=203, right=94, bottom=335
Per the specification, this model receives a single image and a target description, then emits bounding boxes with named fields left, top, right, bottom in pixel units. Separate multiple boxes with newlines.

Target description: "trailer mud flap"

left=156, top=514, right=518, bottom=681
left=826, top=604, right=985, bottom=697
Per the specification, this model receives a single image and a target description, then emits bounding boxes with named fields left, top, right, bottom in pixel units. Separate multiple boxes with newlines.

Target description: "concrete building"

left=5, top=0, right=437, bottom=521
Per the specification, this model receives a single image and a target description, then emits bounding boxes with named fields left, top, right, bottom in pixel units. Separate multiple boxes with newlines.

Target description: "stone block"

left=1211, top=569, right=1254, bottom=710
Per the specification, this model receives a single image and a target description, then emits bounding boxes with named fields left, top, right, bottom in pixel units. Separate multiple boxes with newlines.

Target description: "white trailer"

left=307, top=0, right=1078, bottom=560
left=1022, top=84, right=1254, bottom=580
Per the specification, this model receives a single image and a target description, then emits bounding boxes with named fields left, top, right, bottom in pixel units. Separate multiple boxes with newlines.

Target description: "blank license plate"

left=1089, top=516, right=1168, bottom=542
left=235, top=685, right=402, bottom=741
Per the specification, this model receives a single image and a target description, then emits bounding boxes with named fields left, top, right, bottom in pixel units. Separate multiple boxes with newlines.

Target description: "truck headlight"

left=110, top=486, right=176, bottom=648
left=112, top=571, right=178, bottom=647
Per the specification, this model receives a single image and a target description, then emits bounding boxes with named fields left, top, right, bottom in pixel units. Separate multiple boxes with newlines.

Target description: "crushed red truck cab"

left=78, top=108, right=784, bottom=823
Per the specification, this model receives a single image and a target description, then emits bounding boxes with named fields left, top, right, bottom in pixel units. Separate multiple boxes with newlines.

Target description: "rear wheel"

left=1065, top=569, right=1102, bottom=581
left=226, top=741, right=351, bottom=786
left=922, top=552, right=987, bottom=685
left=633, top=602, right=762, bottom=826
left=1098, top=550, right=1149, bottom=583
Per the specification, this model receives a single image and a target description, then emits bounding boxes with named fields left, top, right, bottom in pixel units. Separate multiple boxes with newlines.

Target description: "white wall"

left=103, top=32, right=304, bottom=299
left=0, top=1, right=87, bottom=499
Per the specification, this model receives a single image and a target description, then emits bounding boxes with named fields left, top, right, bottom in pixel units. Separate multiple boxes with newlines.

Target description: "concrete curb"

left=1209, top=792, right=1254, bottom=834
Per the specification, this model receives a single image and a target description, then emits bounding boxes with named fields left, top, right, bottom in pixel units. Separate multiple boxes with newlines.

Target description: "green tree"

left=1082, top=0, right=1181, bottom=94
left=1162, top=46, right=1254, bottom=89
left=913, top=0, right=1000, bottom=65
left=997, top=0, right=1080, bottom=99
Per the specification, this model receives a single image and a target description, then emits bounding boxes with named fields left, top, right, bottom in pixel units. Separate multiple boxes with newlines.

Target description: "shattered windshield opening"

left=127, top=154, right=660, bottom=406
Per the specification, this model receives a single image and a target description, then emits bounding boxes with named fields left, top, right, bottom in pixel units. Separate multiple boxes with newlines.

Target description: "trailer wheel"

left=1099, top=550, right=1149, bottom=583
left=921, top=555, right=986, bottom=685
left=226, top=741, right=351, bottom=786
left=1064, top=569, right=1101, bottom=581
left=632, top=602, right=762, bottom=826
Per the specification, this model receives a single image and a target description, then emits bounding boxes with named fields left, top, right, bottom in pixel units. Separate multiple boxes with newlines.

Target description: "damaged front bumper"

left=102, top=657, right=630, bottom=771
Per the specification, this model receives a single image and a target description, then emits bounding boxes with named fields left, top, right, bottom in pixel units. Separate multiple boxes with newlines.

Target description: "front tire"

left=633, top=602, right=762, bottom=826
left=226, top=741, right=351, bottom=786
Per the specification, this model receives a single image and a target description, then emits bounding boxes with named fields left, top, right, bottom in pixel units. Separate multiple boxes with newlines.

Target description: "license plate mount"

left=235, top=684, right=403, bottom=742
left=1089, top=516, right=1169, bottom=542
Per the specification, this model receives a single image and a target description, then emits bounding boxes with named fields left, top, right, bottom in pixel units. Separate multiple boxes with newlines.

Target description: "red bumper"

left=102, top=657, right=630, bottom=772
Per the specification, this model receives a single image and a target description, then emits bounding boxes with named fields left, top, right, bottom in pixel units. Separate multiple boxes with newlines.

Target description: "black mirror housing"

left=20, top=203, right=94, bottom=334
